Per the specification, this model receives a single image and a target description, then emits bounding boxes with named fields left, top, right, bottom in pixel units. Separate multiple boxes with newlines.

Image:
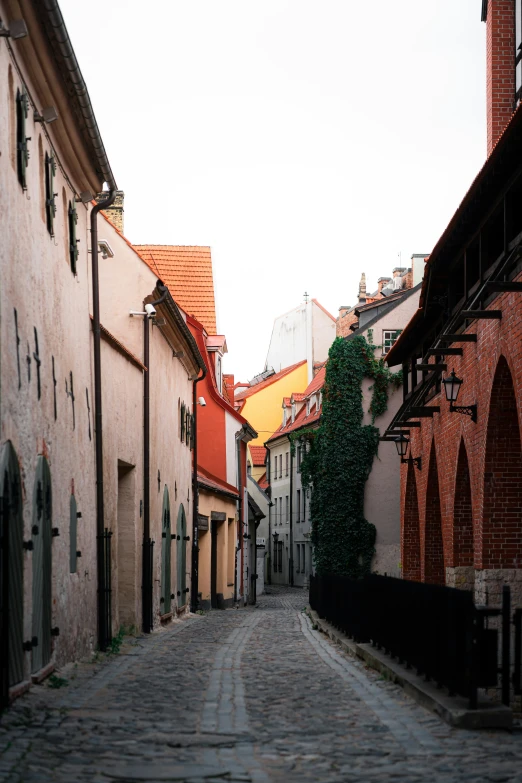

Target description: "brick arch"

left=424, top=441, right=445, bottom=584
left=482, top=356, right=522, bottom=568
left=453, top=439, right=474, bottom=568
left=403, top=461, right=421, bottom=581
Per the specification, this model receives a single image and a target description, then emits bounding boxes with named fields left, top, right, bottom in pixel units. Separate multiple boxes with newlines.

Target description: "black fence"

left=310, top=573, right=510, bottom=709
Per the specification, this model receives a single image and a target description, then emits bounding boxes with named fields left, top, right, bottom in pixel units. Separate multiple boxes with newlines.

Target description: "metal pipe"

left=191, top=366, right=207, bottom=613
left=289, top=448, right=294, bottom=587
left=91, top=189, right=116, bottom=652
left=142, top=283, right=168, bottom=633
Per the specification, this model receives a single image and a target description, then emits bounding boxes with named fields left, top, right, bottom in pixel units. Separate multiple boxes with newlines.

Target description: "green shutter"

left=0, top=442, right=24, bottom=688
left=70, top=494, right=77, bottom=573
left=68, top=202, right=78, bottom=274
left=32, top=457, right=52, bottom=673
left=16, top=89, right=29, bottom=190
left=160, top=487, right=171, bottom=614
left=176, top=504, right=187, bottom=605
left=45, top=154, right=56, bottom=237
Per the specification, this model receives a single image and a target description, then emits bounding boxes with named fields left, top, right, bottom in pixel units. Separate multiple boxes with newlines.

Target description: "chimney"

left=358, top=273, right=367, bottom=304
left=377, top=277, right=391, bottom=294
left=96, top=190, right=125, bottom=233
left=484, top=1, right=516, bottom=155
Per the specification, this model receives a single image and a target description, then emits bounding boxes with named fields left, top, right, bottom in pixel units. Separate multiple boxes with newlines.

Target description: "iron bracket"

left=23, top=540, right=33, bottom=551
left=401, top=456, right=422, bottom=471
left=450, top=402, right=478, bottom=423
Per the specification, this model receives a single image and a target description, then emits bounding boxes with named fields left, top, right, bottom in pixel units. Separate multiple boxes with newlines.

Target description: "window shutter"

left=68, top=202, right=78, bottom=274
left=16, top=89, right=30, bottom=190
left=180, top=403, right=186, bottom=441
left=45, top=154, right=57, bottom=236
left=190, top=414, right=195, bottom=449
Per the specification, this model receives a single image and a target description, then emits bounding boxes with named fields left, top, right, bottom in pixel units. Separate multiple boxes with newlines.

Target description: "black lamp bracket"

left=401, top=456, right=422, bottom=471
left=450, top=402, right=477, bottom=423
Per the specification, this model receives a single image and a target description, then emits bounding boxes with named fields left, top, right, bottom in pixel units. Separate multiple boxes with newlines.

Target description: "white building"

left=265, top=299, right=336, bottom=383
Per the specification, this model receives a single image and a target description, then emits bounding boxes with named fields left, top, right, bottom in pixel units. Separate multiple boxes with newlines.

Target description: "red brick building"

left=385, top=0, right=522, bottom=606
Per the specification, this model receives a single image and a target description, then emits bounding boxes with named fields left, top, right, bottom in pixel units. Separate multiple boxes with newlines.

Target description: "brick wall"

left=336, top=308, right=358, bottom=337
left=402, top=461, right=421, bottom=581
left=487, top=0, right=515, bottom=155
left=398, top=282, right=522, bottom=585
left=423, top=443, right=445, bottom=584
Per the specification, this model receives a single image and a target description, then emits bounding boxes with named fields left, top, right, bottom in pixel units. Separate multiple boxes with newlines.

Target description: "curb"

left=307, top=607, right=512, bottom=730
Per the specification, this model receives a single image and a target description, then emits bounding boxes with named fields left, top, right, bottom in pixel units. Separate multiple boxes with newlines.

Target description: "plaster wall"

left=265, top=301, right=335, bottom=381
left=225, top=411, right=240, bottom=487
left=311, top=301, right=336, bottom=378
left=197, top=490, right=237, bottom=607
left=0, top=41, right=99, bottom=673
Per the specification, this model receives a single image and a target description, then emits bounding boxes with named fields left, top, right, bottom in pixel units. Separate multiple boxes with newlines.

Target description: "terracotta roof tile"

left=249, top=446, right=267, bottom=466
left=234, top=361, right=307, bottom=402
left=133, top=245, right=217, bottom=333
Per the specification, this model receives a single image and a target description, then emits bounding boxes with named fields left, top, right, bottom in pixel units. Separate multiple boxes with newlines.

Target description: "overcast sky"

left=60, top=0, right=486, bottom=382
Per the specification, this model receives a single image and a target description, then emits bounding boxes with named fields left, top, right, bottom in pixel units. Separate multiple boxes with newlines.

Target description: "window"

left=16, top=88, right=29, bottom=190
left=303, top=489, right=306, bottom=522
left=180, top=402, right=186, bottom=441
left=291, top=403, right=296, bottom=422
left=296, top=446, right=301, bottom=473
left=285, top=451, right=289, bottom=476
left=285, top=495, right=289, bottom=523
left=273, top=538, right=278, bottom=572
left=68, top=201, right=78, bottom=273
left=296, top=489, right=301, bottom=522
left=515, top=0, right=522, bottom=102
left=247, top=463, right=252, bottom=476
left=274, top=497, right=278, bottom=525
left=45, top=152, right=57, bottom=235
left=279, top=454, right=282, bottom=478
left=382, top=330, right=401, bottom=354
left=273, top=457, right=277, bottom=480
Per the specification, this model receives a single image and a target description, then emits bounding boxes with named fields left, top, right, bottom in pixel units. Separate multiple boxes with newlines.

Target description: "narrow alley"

left=1, top=588, right=522, bottom=783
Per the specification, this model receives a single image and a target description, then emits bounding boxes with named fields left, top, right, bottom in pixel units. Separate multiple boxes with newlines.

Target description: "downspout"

left=265, top=446, right=272, bottom=585
left=191, top=365, right=207, bottom=613
left=289, top=449, right=294, bottom=587
left=142, top=282, right=168, bottom=633
left=91, top=190, right=116, bottom=652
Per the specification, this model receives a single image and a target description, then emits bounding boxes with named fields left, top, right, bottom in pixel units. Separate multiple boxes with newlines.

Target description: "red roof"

left=249, top=446, right=267, bottom=467
left=234, top=361, right=307, bottom=402
left=133, top=245, right=217, bottom=334
left=305, top=366, right=326, bottom=396
left=197, top=469, right=239, bottom=498
left=258, top=472, right=268, bottom=489
left=291, top=393, right=306, bottom=402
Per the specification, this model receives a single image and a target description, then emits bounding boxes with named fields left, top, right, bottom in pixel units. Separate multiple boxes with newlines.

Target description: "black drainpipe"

left=289, top=449, right=294, bottom=587
left=191, top=366, right=207, bottom=613
left=91, top=189, right=116, bottom=652
left=142, top=282, right=168, bottom=633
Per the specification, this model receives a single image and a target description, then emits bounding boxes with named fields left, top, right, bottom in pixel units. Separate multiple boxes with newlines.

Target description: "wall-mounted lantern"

left=393, top=434, right=422, bottom=471
left=442, top=369, right=477, bottom=423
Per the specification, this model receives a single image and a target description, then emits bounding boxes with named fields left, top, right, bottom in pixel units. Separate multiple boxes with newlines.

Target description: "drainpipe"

left=289, top=449, right=294, bottom=587
left=142, top=282, right=168, bottom=633
left=91, top=190, right=116, bottom=652
left=265, top=447, right=272, bottom=585
left=191, top=366, right=207, bottom=613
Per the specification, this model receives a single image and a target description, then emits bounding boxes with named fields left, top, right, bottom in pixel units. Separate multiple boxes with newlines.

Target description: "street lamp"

left=442, top=369, right=477, bottom=423
left=393, top=434, right=422, bottom=471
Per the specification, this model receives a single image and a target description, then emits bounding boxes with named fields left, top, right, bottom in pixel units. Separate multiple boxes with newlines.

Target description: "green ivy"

left=298, top=335, right=401, bottom=578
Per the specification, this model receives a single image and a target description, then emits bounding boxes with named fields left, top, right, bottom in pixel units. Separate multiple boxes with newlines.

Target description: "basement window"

left=16, top=88, right=29, bottom=190
left=45, top=152, right=57, bottom=236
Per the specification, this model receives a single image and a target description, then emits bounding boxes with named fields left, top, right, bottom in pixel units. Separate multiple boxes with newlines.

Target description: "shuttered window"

left=68, top=202, right=78, bottom=274
left=45, top=153, right=57, bottom=237
left=70, top=494, right=77, bottom=573
left=16, top=89, right=29, bottom=190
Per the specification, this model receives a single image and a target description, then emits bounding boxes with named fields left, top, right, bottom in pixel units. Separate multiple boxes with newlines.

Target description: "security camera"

left=98, top=240, right=114, bottom=259
left=198, top=396, right=206, bottom=407
left=144, top=303, right=157, bottom=319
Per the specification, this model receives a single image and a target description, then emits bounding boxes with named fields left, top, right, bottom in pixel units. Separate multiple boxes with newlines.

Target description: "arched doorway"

left=424, top=442, right=445, bottom=585
left=32, top=456, right=52, bottom=674
left=453, top=440, right=474, bottom=579
left=0, top=441, right=24, bottom=705
left=403, top=460, right=421, bottom=581
left=160, top=487, right=172, bottom=615
left=483, top=356, right=522, bottom=568
left=177, top=504, right=187, bottom=606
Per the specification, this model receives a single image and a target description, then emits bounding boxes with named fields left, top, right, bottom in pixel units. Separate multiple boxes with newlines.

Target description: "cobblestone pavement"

left=3, top=587, right=522, bottom=782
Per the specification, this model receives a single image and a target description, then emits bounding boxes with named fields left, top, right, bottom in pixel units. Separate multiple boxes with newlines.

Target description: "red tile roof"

left=305, top=366, right=326, bottom=396
left=249, top=446, right=267, bottom=466
left=258, top=472, right=268, bottom=489
left=197, top=471, right=239, bottom=499
left=234, top=361, right=307, bottom=402
left=133, top=245, right=217, bottom=334
left=291, top=393, right=306, bottom=402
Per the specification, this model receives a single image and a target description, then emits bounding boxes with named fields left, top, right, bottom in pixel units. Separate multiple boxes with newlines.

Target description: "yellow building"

left=235, top=361, right=308, bottom=448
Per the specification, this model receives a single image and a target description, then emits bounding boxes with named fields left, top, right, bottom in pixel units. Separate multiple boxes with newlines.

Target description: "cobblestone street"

left=3, top=587, right=522, bottom=782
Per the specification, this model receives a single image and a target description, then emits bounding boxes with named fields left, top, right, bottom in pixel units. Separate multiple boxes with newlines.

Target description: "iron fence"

left=310, top=573, right=510, bottom=709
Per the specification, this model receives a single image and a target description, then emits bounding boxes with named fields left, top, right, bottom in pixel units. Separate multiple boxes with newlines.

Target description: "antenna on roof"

left=303, top=291, right=309, bottom=303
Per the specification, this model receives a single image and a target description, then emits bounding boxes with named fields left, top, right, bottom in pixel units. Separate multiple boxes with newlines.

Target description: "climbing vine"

left=297, top=335, right=401, bottom=578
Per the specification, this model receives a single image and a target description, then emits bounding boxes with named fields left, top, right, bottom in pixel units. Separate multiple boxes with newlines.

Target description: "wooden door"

left=32, top=456, right=52, bottom=674
left=160, top=487, right=172, bottom=615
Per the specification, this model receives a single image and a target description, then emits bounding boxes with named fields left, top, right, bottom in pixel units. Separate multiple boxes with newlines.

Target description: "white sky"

left=60, top=0, right=486, bottom=381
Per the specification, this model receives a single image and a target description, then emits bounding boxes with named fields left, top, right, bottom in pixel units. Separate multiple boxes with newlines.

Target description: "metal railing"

left=310, top=574, right=511, bottom=709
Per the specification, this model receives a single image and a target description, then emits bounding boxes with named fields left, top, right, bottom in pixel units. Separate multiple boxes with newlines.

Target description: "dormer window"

left=282, top=409, right=287, bottom=427
left=318, top=392, right=322, bottom=409
left=306, top=399, right=310, bottom=416
left=291, top=402, right=296, bottom=423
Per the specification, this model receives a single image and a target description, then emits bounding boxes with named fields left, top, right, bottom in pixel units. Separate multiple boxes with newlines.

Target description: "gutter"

left=39, top=0, right=116, bottom=190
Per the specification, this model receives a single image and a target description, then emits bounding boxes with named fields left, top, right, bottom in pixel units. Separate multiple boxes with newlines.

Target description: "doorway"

left=160, top=486, right=172, bottom=615
left=176, top=504, right=187, bottom=607
left=32, top=456, right=52, bottom=674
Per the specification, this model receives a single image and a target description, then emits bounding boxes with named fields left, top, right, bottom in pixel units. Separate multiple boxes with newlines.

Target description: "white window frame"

left=382, top=329, right=400, bottom=354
